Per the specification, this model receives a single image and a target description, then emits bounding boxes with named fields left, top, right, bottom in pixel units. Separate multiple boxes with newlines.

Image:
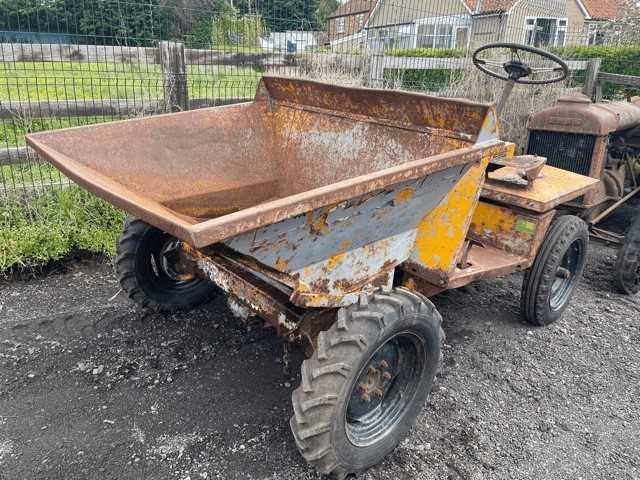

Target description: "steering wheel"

left=472, top=42, right=568, bottom=85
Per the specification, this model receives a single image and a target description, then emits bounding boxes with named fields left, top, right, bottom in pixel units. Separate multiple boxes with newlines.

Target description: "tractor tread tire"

left=115, top=218, right=214, bottom=311
left=290, top=287, right=443, bottom=479
left=614, top=215, right=640, bottom=295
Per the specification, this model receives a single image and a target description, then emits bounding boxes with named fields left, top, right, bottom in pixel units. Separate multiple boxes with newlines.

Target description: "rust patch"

left=275, top=257, right=289, bottom=271
left=27, top=76, right=506, bottom=249
left=306, top=211, right=331, bottom=235
left=393, top=186, right=415, bottom=204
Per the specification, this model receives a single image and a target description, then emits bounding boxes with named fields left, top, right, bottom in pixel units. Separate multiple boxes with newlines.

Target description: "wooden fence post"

left=159, top=41, right=189, bottom=112
left=583, top=57, right=601, bottom=102
left=365, top=40, right=386, bottom=89
left=368, top=53, right=385, bottom=88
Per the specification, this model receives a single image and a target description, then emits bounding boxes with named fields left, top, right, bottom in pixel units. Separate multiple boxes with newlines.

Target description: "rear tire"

left=115, top=218, right=215, bottom=311
left=521, top=215, right=588, bottom=326
left=290, top=288, right=443, bottom=479
left=614, top=215, right=640, bottom=295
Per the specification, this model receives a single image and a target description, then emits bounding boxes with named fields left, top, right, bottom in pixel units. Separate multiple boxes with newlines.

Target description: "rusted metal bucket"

left=27, top=76, right=506, bottom=307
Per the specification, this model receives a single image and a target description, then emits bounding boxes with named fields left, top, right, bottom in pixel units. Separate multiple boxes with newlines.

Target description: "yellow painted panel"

left=469, top=200, right=553, bottom=258
left=471, top=201, right=517, bottom=236
left=411, top=156, right=489, bottom=273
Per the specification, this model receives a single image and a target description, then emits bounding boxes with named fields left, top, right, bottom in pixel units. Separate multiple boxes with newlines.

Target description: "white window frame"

left=523, top=16, right=568, bottom=47
left=413, top=15, right=470, bottom=49
left=586, top=22, right=604, bottom=45
left=336, top=17, right=345, bottom=34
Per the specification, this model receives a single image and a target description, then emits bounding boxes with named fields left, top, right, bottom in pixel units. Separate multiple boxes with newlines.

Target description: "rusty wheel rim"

left=141, top=233, right=200, bottom=292
left=345, top=332, right=425, bottom=447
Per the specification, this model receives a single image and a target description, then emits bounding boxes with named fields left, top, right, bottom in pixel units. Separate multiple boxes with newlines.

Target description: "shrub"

left=0, top=187, right=125, bottom=272
left=551, top=45, right=640, bottom=98
left=187, top=13, right=266, bottom=49
left=212, top=14, right=266, bottom=48
left=385, top=48, right=466, bottom=58
left=387, top=45, right=640, bottom=99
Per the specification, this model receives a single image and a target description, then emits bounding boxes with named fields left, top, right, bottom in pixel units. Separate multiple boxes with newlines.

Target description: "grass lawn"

left=0, top=115, right=122, bottom=147
left=0, top=116, right=120, bottom=191
left=0, top=60, right=262, bottom=190
left=0, top=61, right=262, bottom=102
left=1, top=162, right=68, bottom=193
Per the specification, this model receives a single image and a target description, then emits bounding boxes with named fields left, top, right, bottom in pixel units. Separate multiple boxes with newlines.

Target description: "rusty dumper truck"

left=27, top=44, right=600, bottom=478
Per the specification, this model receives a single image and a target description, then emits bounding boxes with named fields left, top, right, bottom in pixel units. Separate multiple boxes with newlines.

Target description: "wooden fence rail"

left=0, top=97, right=251, bottom=166
left=368, top=56, right=589, bottom=87
left=0, top=96, right=251, bottom=120
left=0, top=41, right=286, bottom=66
left=582, top=57, right=640, bottom=101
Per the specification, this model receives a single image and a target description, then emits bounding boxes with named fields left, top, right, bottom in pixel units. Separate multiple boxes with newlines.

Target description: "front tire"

left=290, top=288, right=443, bottom=479
left=521, top=215, right=588, bottom=326
left=614, top=215, right=640, bottom=295
left=115, top=218, right=215, bottom=311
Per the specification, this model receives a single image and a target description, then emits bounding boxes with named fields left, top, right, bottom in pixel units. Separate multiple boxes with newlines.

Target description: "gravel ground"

left=0, top=241, right=639, bottom=480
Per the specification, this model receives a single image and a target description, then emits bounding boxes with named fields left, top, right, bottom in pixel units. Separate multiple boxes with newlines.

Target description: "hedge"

left=386, top=45, right=640, bottom=98
left=0, top=187, right=124, bottom=272
left=385, top=47, right=467, bottom=58
left=551, top=45, right=640, bottom=98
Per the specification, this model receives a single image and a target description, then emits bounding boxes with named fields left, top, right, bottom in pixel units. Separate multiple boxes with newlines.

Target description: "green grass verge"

left=0, top=162, right=67, bottom=190
left=0, top=61, right=262, bottom=101
left=0, top=187, right=125, bottom=271
left=1, top=115, right=122, bottom=148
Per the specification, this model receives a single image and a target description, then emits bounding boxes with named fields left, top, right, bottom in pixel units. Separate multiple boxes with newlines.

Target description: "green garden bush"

left=386, top=45, right=640, bottom=98
left=551, top=45, right=640, bottom=98
left=0, top=187, right=124, bottom=272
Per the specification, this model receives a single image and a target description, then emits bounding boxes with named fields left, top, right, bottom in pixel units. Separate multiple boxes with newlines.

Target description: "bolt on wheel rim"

left=345, top=332, right=425, bottom=447
left=148, top=236, right=198, bottom=289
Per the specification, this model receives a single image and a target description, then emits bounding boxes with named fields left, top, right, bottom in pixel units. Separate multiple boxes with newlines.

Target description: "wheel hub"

left=357, top=360, right=394, bottom=403
left=550, top=241, right=582, bottom=311
left=345, top=332, right=425, bottom=447
left=157, top=240, right=195, bottom=283
left=348, top=344, right=398, bottom=419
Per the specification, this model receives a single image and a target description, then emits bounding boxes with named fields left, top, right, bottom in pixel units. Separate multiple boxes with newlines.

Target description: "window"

left=587, top=23, right=604, bottom=45
left=414, top=16, right=470, bottom=49
left=336, top=17, right=345, bottom=34
left=357, top=14, right=365, bottom=31
left=416, top=23, right=454, bottom=49
left=524, top=17, right=567, bottom=47
left=369, top=25, right=415, bottom=50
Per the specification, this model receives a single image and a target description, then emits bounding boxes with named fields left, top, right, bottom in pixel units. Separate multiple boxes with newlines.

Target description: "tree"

left=0, top=0, right=168, bottom=45
left=62, top=0, right=168, bottom=45
left=0, top=0, right=64, bottom=33
left=261, top=0, right=320, bottom=32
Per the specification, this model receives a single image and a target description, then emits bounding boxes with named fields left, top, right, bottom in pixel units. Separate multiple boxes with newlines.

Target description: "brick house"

left=328, top=0, right=378, bottom=48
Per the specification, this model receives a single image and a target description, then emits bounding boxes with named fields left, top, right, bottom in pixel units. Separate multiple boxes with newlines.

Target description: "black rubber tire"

left=290, top=287, right=444, bottom=479
left=115, top=218, right=215, bottom=311
left=614, top=215, right=640, bottom=295
left=521, top=215, right=589, bottom=326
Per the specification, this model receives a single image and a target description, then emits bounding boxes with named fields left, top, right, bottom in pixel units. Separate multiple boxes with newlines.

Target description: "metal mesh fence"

left=1, top=0, right=638, bottom=196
